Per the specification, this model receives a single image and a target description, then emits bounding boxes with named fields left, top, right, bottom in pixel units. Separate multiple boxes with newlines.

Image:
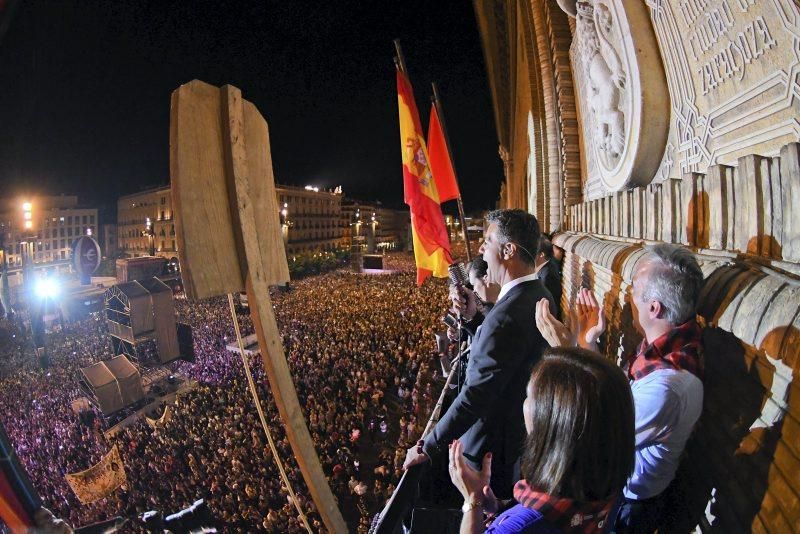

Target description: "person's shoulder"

left=503, top=279, right=548, bottom=304
left=487, top=504, right=554, bottom=534
left=633, top=368, right=702, bottom=391
left=631, top=369, right=702, bottom=414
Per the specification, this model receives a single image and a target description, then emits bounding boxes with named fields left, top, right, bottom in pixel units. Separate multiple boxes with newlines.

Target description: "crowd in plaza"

left=0, top=260, right=450, bottom=531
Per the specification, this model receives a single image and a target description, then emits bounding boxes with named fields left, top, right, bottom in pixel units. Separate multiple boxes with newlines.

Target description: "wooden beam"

left=171, top=80, right=346, bottom=533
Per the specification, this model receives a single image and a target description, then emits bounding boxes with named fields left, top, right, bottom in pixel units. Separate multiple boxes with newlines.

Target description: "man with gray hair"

left=535, top=243, right=705, bottom=533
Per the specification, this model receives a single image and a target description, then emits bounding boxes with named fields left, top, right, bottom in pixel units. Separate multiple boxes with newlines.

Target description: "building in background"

left=100, top=223, right=118, bottom=258
left=275, top=185, right=344, bottom=257
left=341, top=198, right=409, bottom=253
left=0, top=195, right=98, bottom=268
left=374, top=206, right=409, bottom=251
left=117, top=186, right=177, bottom=261
left=118, top=184, right=353, bottom=260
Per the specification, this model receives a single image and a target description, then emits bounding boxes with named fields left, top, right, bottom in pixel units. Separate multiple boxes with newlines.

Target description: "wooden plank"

left=170, top=80, right=244, bottom=300
left=171, top=80, right=346, bottom=533
left=220, top=85, right=347, bottom=533
left=242, top=99, right=290, bottom=284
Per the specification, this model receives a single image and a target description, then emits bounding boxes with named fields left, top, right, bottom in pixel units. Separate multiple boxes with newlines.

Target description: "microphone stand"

left=454, top=287, right=478, bottom=394
left=456, top=314, right=466, bottom=394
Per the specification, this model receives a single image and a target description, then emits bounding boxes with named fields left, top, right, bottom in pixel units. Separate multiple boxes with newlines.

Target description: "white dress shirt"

left=496, top=272, right=539, bottom=303
left=625, top=368, right=703, bottom=500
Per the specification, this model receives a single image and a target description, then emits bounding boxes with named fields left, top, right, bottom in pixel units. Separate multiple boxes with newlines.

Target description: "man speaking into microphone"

left=404, top=209, right=554, bottom=500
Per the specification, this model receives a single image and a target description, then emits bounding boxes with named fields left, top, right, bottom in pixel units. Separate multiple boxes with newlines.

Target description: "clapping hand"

left=535, top=288, right=606, bottom=349
left=535, top=299, right=576, bottom=348
left=575, top=287, right=605, bottom=348
left=448, top=439, right=498, bottom=512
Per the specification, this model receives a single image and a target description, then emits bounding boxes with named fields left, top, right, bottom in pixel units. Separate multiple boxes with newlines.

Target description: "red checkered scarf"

left=512, top=480, right=615, bottom=533
left=626, top=319, right=703, bottom=381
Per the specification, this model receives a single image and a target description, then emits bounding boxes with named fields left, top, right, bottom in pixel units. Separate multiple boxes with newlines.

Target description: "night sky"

left=0, top=0, right=502, bottom=220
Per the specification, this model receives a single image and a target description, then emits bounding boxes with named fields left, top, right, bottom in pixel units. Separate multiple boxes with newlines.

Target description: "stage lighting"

left=34, top=278, right=60, bottom=299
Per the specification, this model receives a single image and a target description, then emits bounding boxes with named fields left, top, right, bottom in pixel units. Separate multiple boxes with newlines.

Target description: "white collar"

left=496, top=272, right=539, bottom=302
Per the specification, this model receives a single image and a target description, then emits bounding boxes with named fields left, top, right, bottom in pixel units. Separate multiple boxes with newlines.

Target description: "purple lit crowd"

left=0, top=261, right=449, bottom=531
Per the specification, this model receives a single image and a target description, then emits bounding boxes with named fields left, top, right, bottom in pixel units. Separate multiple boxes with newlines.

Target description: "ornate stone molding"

left=567, top=0, right=670, bottom=195
left=565, top=141, right=800, bottom=273
left=646, top=0, right=800, bottom=179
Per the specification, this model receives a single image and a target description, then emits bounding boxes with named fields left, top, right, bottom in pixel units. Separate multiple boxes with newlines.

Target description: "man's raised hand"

left=576, top=287, right=606, bottom=348
left=450, top=284, right=477, bottom=322
left=535, top=299, right=576, bottom=348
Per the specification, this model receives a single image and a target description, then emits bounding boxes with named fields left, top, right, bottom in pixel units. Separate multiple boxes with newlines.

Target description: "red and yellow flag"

left=397, top=69, right=452, bottom=285
left=427, top=104, right=460, bottom=203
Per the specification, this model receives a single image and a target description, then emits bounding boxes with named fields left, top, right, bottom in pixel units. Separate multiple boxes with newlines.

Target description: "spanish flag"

left=397, top=68, right=452, bottom=285
left=427, top=104, right=460, bottom=203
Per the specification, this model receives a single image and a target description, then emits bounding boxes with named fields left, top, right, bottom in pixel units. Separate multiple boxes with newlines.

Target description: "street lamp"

left=142, top=217, right=155, bottom=256
left=20, top=201, right=35, bottom=287
left=279, top=203, right=290, bottom=245
left=23, top=202, right=33, bottom=230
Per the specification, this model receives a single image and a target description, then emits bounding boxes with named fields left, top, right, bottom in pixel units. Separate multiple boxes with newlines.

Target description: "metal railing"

left=369, top=351, right=463, bottom=534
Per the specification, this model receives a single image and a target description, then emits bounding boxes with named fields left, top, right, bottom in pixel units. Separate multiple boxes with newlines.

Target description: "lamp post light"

left=142, top=217, right=155, bottom=256
left=280, top=203, right=290, bottom=245
left=20, top=201, right=36, bottom=291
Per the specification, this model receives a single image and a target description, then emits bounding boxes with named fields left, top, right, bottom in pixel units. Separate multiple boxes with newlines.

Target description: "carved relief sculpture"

left=646, top=0, right=800, bottom=180
left=566, top=0, right=671, bottom=196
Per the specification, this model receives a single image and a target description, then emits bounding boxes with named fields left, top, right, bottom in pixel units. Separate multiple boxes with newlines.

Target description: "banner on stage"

left=65, top=446, right=126, bottom=504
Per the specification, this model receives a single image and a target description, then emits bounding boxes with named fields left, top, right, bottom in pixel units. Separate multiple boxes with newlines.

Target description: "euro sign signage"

left=71, top=236, right=102, bottom=277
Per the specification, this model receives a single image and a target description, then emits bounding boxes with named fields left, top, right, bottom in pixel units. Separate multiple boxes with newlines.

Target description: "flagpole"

left=431, top=82, right=472, bottom=262
left=393, top=39, right=408, bottom=76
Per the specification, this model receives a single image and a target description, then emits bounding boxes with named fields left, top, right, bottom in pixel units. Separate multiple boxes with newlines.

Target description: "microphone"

left=448, top=262, right=469, bottom=289
left=448, top=262, right=471, bottom=324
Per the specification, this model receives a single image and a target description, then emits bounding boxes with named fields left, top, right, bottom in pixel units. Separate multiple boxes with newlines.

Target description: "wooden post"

left=171, top=80, right=347, bottom=533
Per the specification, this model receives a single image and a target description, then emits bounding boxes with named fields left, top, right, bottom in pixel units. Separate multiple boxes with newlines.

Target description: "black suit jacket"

left=538, top=259, right=563, bottom=319
left=423, top=278, right=554, bottom=496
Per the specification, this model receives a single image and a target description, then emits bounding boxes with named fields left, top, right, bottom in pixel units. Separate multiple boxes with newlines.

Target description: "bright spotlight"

left=22, top=202, right=32, bottom=211
left=34, top=278, right=60, bottom=299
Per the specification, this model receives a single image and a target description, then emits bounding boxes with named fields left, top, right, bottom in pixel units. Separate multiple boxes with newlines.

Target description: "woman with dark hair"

left=467, top=257, right=501, bottom=308
left=449, top=347, right=635, bottom=533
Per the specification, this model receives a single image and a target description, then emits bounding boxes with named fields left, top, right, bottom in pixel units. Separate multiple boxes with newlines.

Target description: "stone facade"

left=650, top=0, right=800, bottom=182
left=475, top=0, right=800, bottom=530
left=0, top=195, right=98, bottom=266
left=119, top=185, right=347, bottom=260
left=565, top=142, right=800, bottom=268
left=117, top=186, right=177, bottom=260
left=275, top=185, right=344, bottom=256
left=340, top=199, right=409, bottom=253
left=570, top=0, right=670, bottom=195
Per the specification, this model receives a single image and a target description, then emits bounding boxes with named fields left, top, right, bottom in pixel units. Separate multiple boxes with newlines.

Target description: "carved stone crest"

left=565, top=0, right=670, bottom=195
